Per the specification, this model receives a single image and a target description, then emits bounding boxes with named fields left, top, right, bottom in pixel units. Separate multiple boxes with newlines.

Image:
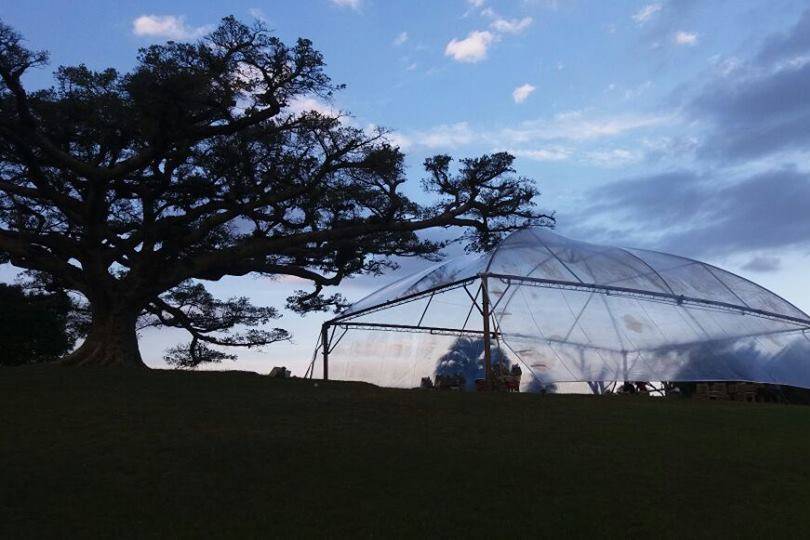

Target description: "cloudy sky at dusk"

left=4, top=0, right=810, bottom=374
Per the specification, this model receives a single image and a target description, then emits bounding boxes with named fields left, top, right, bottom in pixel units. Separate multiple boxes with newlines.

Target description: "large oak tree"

left=0, top=17, right=552, bottom=368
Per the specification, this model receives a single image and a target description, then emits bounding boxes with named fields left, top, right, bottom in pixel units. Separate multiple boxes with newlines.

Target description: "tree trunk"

left=61, top=307, right=145, bottom=368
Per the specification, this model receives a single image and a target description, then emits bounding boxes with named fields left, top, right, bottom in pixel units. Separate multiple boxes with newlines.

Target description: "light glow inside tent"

left=309, top=228, right=810, bottom=391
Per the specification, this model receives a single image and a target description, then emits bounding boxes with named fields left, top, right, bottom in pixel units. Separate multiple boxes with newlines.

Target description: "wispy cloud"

left=512, top=83, right=536, bottom=103
left=688, top=9, right=810, bottom=162
left=583, top=148, right=641, bottom=168
left=248, top=8, right=270, bottom=23
left=757, top=8, right=810, bottom=65
left=451, top=4, right=533, bottom=63
left=445, top=30, right=497, bottom=63
left=393, top=31, right=409, bottom=46
left=565, top=9, right=810, bottom=262
left=417, top=122, right=476, bottom=149
left=387, top=109, right=673, bottom=159
left=632, top=3, right=663, bottom=24
left=330, top=0, right=361, bottom=11
left=384, top=122, right=476, bottom=152
left=742, top=256, right=782, bottom=272
left=578, top=167, right=810, bottom=257
left=491, top=16, right=533, bottom=34
left=623, top=80, right=653, bottom=100
left=500, top=110, right=672, bottom=143
left=510, top=146, right=641, bottom=167
left=511, top=147, right=573, bottom=161
left=132, top=15, right=211, bottom=40
left=674, top=31, right=698, bottom=45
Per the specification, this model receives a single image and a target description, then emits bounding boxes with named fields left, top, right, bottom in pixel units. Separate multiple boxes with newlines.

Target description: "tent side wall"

left=314, top=229, right=810, bottom=390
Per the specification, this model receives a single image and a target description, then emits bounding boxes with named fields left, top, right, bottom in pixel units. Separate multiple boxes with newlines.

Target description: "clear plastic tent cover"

left=313, top=229, right=810, bottom=390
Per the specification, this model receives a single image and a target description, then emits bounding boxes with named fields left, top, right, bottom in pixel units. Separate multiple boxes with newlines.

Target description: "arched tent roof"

left=314, top=228, right=810, bottom=390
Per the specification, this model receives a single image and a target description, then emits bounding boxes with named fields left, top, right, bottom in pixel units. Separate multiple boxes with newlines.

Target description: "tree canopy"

left=0, top=16, right=552, bottom=367
left=0, top=283, right=79, bottom=366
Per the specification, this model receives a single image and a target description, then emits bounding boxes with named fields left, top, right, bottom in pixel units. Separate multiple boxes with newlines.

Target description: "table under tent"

left=306, top=228, right=810, bottom=393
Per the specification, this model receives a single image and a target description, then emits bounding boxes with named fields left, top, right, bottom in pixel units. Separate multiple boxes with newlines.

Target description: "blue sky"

left=4, top=0, right=810, bottom=373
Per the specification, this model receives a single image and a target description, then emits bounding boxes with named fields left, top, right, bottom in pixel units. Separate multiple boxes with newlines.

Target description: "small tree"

left=0, top=283, right=78, bottom=365
left=435, top=337, right=512, bottom=391
left=436, top=337, right=558, bottom=393
left=0, top=17, right=551, bottom=367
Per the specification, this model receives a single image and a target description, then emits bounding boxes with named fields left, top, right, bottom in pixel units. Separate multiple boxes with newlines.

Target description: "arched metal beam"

left=484, top=273, right=810, bottom=327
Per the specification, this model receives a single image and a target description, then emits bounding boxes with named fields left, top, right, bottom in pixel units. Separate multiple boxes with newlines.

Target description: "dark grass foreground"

left=3, top=367, right=810, bottom=538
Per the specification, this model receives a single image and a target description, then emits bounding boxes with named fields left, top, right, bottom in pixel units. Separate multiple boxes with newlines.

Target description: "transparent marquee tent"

left=308, top=228, right=810, bottom=391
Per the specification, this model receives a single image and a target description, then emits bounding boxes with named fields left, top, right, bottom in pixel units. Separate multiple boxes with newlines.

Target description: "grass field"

left=3, top=366, right=810, bottom=538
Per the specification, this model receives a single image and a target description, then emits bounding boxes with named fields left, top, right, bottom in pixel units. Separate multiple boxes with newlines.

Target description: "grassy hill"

left=3, top=366, right=810, bottom=538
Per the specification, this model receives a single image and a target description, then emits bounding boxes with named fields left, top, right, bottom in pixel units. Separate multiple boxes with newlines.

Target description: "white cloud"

left=479, top=6, right=532, bottom=34
left=248, top=8, right=270, bottom=23
left=235, top=62, right=265, bottom=86
left=583, top=148, right=641, bottom=167
left=393, top=31, right=409, bottom=46
left=674, top=31, right=698, bottom=46
left=623, top=80, right=653, bottom=100
left=500, top=110, right=672, bottom=143
left=510, top=146, right=642, bottom=167
left=511, top=146, right=642, bottom=167
left=445, top=30, right=497, bottom=63
left=390, top=110, right=674, bottom=154
left=480, top=7, right=497, bottom=18
left=512, top=147, right=573, bottom=161
left=463, top=0, right=486, bottom=18
left=491, top=16, right=533, bottom=34
left=419, top=122, right=476, bottom=148
left=632, top=3, right=662, bottom=24
left=285, top=96, right=341, bottom=117
left=396, top=123, right=475, bottom=150
left=330, top=0, right=361, bottom=10
left=512, top=83, right=536, bottom=103
left=132, top=15, right=211, bottom=40
left=383, top=132, right=413, bottom=151
left=452, top=7, right=532, bottom=63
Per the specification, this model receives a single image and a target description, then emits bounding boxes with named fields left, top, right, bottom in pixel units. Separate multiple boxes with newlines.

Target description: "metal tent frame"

left=304, top=228, right=810, bottom=390
left=306, top=270, right=810, bottom=384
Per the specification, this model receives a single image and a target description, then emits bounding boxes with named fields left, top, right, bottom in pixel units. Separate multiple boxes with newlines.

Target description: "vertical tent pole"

left=622, top=350, right=628, bottom=385
left=322, top=323, right=330, bottom=381
left=481, top=275, right=493, bottom=386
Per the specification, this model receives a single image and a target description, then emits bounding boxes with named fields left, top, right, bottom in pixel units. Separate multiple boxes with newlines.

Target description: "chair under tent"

left=306, top=228, right=810, bottom=393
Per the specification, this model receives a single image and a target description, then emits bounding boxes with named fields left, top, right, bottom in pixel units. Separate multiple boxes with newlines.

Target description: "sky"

left=3, top=0, right=810, bottom=374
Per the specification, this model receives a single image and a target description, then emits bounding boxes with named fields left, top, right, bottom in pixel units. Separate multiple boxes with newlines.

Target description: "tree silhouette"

left=435, top=336, right=558, bottom=392
left=433, top=336, right=510, bottom=391
left=0, top=17, right=552, bottom=367
left=0, top=283, right=80, bottom=365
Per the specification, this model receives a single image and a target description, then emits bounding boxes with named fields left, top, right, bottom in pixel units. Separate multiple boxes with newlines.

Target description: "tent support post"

left=481, top=275, right=493, bottom=386
left=322, top=323, right=330, bottom=381
left=622, top=350, right=627, bottom=383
